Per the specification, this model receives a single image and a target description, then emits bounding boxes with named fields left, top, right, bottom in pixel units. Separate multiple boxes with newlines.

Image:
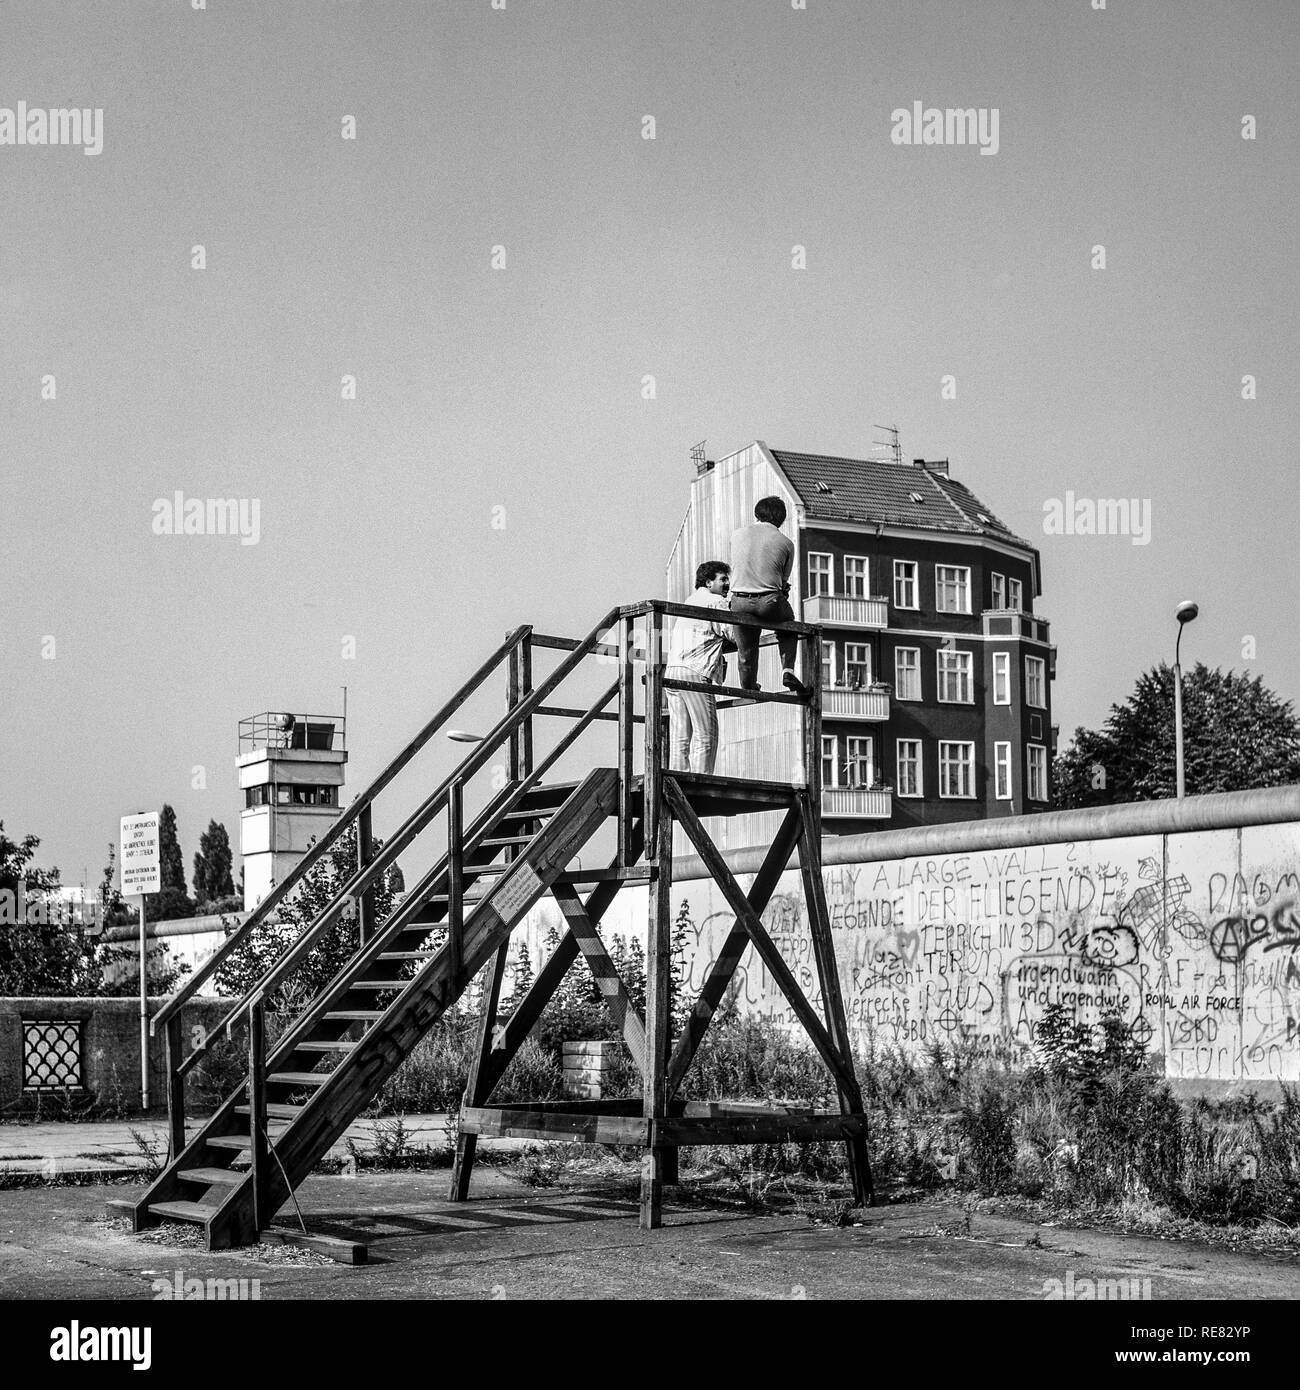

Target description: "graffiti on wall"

left=517, top=824, right=1300, bottom=1083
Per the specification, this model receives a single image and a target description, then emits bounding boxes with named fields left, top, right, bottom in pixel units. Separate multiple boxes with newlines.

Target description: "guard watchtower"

left=137, top=603, right=871, bottom=1250
left=237, top=710, right=347, bottom=909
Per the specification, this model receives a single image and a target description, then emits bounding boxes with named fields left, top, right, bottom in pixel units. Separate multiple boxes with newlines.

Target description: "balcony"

left=822, top=786, right=893, bottom=819
left=821, top=683, right=891, bottom=721
left=982, top=608, right=1056, bottom=677
left=802, top=593, right=888, bottom=629
left=982, top=608, right=1051, bottom=644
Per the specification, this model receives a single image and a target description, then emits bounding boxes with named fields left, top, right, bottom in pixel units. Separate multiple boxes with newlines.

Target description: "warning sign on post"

left=120, top=812, right=161, bottom=897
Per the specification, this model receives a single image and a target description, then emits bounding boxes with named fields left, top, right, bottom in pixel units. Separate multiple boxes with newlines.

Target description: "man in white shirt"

left=665, top=561, right=735, bottom=775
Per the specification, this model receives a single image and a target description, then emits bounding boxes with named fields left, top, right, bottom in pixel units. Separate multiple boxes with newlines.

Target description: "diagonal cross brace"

left=661, top=777, right=861, bottom=1101
left=551, top=882, right=647, bottom=1075
left=666, top=804, right=803, bottom=1098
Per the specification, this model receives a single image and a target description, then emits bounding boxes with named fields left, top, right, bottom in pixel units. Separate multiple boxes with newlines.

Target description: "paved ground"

left=0, top=1114, right=525, bottom=1177
left=2, top=1170, right=1299, bottom=1300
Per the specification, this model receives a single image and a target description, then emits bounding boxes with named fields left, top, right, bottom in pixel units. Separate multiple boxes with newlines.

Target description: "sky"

left=3, top=0, right=1298, bottom=886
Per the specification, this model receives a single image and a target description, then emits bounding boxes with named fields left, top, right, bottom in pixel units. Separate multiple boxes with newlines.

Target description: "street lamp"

left=1174, top=600, right=1199, bottom=799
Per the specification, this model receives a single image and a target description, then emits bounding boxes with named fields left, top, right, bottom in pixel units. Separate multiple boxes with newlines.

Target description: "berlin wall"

left=519, top=791, right=1300, bottom=1086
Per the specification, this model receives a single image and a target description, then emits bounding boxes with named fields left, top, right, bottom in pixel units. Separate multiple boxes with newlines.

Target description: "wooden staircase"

left=132, top=770, right=619, bottom=1248
left=134, top=599, right=873, bottom=1251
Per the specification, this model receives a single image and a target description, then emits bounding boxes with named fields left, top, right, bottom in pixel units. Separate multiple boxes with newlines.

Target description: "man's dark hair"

left=754, top=496, right=787, bottom=526
left=695, top=560, right=730, bottom=588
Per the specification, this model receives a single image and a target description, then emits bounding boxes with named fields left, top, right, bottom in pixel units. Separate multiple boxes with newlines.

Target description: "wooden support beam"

left=662, top=777, right=861, bottom=1101
left=461, top=1106, right=651, bottom=1145
left=247, top=996, right=268, bottom=1237
left=473, top=834, right=642, bottom=1102
left=551, top=883, right=647, bottom=1075
left=357, top=802, right=377, bottom=947
left=617, top=617, right=635, bottom=867
left=796, top=795, right=874, bottom=1206
left=666, top=804, right=803, bottom=1098
left=164, top=1015, right=186, bottom=1162
left=448, top=938, right=510, bottom=1202
left=654, top=1111, right=869, bottom=1148
left=641, top=756, right=673, bottom=1230
left=460, top=1103, right=869, bottom=1148
left=258, top=1229, right=368, bottom=1265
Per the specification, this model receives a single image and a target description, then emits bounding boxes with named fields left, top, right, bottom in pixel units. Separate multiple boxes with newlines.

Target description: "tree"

left=192, top=820, right=235, bottom=907
left=0, top=827, right=183, bottom=996
left=512, top=940, right=533, bottom=999
left=150, top=804, right=194, bottom=921
left=669, top=900, right=693, bottom=1034
left=1054, top=663, right=1300, bottom=809
left=214, top=824, right=394, bottom=1012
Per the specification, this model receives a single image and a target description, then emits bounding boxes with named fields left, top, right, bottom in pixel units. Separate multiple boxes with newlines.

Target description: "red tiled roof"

left=768, top=448, right=1034, bottom=550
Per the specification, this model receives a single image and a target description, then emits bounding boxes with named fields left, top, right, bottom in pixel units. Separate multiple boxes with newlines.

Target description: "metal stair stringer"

left=205, top=765, right=620, bottom=1249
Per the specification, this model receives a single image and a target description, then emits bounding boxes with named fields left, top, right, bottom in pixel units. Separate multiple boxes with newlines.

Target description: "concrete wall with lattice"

left=0, top=997, right=235, bottom=1114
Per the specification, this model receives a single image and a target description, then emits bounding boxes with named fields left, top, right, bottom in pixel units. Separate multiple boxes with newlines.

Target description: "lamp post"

left=1174, top=600, right=1199, bottom=799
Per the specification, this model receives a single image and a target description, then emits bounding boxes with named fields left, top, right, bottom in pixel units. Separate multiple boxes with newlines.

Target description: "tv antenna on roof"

left=872, top=424, right=902, bottom=468
left=689, top=439, right=708, bottom=472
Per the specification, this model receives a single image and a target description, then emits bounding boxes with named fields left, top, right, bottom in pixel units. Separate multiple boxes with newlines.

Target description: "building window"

left=820, top=639, right=835, bottom=688
left=1025, top=655, right=1046, bottom=708
left=893, top=560, right=918, bottom=609
left=935, top=565, right=971, bottom=614
left=846, top=736, right=875, bottom=788
left=894, top=647, right=920, bottom=701
left=939, top=742, right=975, bottom=799
left=844, top=643, right=871, bottom=688
left=896, top=739, right=922, bottom=798
left=1027, top=743, right=1048, bottom=802
left=844, top=556, right=869, bottom=599
left=821, top=735, right=838, bottom=788
left=993, top=651, right=1010, bottom=705
left=245, top=785, right=269, bottom=808
left=994, top=742, right=1012, bottom=800
left=1007, top=576, right=1023, bottom=612
left=991, top=572, right=1006, bottom=610
left=937, top=648, right=973, bottom=703
left=808, top=553, right=833, bottom=597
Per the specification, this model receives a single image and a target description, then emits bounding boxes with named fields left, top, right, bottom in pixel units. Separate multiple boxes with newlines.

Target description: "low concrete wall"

left=0, top=997, right=236, bottom=1115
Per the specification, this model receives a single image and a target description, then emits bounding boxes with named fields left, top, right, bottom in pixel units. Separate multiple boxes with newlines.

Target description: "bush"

left=958, top=1076, right=1018, bottom=1194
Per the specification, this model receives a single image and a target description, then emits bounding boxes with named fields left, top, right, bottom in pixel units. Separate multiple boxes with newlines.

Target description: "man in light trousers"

left=665, top=560, right=735, bottom=775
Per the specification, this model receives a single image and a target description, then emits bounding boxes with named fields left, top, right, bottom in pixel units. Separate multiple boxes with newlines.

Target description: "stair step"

left=295, top=1040, right=355, bottom=1052
left=235, top=1102, right=303, bottom=1119
left=323, top=1010, right=384, bottom=1021
left=478, top=835, right=532, bottom=847
left=378, top=951, right=435, bottom=961
left=267, top=1071, right=330, bottom=1087
left=207, top=1135, right=255, bottom=1152
left=348, top=980, right=405, bottom=992
left=178, top=1167, right=245, bottom=1187
left=148, top=1200, right=215, bottom=1225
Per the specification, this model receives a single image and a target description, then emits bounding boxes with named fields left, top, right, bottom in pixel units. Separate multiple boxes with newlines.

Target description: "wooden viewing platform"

left=128, top=599, right=871, bottom=1252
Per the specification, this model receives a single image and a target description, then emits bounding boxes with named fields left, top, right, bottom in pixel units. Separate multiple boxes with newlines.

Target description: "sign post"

left=120, top=812, right=161, bottom=1111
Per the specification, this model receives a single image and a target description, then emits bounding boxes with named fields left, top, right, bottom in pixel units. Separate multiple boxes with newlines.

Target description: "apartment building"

left=665, top=440, right=1056, bottom=844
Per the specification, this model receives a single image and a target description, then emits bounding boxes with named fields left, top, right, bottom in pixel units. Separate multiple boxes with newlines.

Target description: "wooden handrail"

left=152, top=624, right=530, bottom=1032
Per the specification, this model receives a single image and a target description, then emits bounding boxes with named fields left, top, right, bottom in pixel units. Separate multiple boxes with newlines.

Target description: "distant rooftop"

left=768, top=448, right=1033, bottom=549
